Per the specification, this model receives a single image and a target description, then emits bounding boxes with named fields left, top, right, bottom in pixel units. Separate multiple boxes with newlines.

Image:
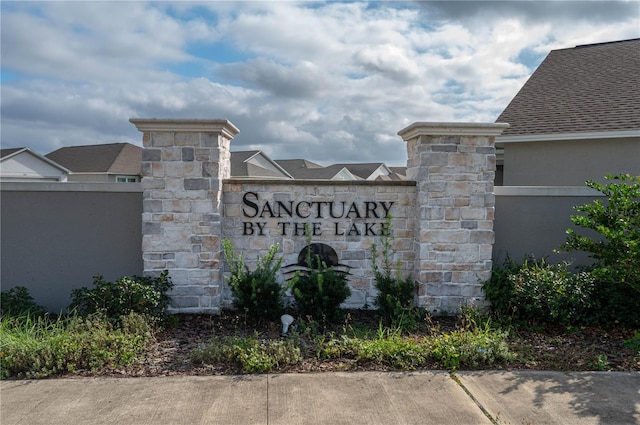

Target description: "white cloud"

left=1, top=1, right=638, bottom=166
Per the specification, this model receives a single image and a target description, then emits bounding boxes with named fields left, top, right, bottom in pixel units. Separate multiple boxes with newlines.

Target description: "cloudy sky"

left=1, top=1, right=638, bottom=166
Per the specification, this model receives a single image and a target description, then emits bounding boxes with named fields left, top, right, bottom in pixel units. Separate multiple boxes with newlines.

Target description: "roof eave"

left=245, top=151, right=294, bottom=179
left=2, top=148, right=72, bottom=174
left=496, top=129, right=640, bottom=145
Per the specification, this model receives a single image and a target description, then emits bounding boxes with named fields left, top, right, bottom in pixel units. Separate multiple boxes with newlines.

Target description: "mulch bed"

left=86, top=311, right=640, bottom=378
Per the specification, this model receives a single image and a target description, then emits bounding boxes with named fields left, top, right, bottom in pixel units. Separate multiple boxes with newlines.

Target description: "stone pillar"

left=130, top=118, right=239, bottom=313
left=398, top=122, right=508, bottom=314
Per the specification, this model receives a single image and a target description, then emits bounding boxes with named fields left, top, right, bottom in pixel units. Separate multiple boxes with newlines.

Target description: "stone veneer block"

left=131, top=118, right=239, bottom=314
left=398, top=122, right=508, bottom=314
left=221, top=180, right=417, bottom=309
left=132, top=118, right=506, bottom=315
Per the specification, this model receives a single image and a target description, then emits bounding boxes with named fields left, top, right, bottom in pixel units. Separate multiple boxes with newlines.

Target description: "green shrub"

left=288, top=230, right=351, bottom=326
left=69, top=271, right=173, bottom=322
left=561, top=174, right=640, bottom=327
left=371, top=216, right=419, bottom=329
left=1, top=286, right=47, bottom=318
left=0, top=312, right=154, bottom=378
left=563, top=174, right=640, bottom=293
left=585, top=277, right=640, bottom=327
left=222, top=239, right=285, bottom=325
left=290, top=262, right=351, bottom=327
left=482, top=257, right=596, bottom=326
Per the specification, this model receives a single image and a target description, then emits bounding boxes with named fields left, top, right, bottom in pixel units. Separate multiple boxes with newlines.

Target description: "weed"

left=431, top=321, right=513, bottom=370
left=624, top=331, right=640, bottom=353
left=589, top=354, right=610, bottom=371
left=191, top=336, right=302, bottom=373
left=0, top=312, right=154, bottom=379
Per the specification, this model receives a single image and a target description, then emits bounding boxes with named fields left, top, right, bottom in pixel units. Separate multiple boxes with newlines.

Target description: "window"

left=116, top=176, right=138, bottom=183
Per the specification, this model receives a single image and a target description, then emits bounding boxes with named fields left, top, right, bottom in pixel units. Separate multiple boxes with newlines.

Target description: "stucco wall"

left=494, top=186, right=604, bottom=266
left=503, top=138, right=640, bottom=186
left=502, top=137, right=640, bottom=186
left=221, top=179, right=417, bottom=308
left=1, top=183, right=610, bottom=313
left=0, top=183, right=143, bottom=312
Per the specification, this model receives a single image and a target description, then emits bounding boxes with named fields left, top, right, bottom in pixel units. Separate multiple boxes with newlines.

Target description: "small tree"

left=289, top=231, right=350, bottom=327
left=371, top=215, right=418, bottom=328
left=563, top=174, right=640, bottom=293
left=222, top=239, right=285, bottom=325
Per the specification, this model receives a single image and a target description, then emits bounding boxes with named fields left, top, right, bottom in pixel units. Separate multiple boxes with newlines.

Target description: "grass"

left=0, top=312, right=155, bottom=379
left=190, top=313, right=515, bottom=374
left=2, top=308, right=638, bottom=378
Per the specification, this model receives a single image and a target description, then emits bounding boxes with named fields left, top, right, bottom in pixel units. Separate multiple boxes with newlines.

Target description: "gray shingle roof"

left=331, top=163, right=386, bottom=179
left=0, top=148, right=25, bottom=159
left=496, top=39, right=640, bottom=136
left=46, top=143, right=142, bottom=174
left=231, top=151, right=292, bottom=178
left=274, top=159, right=338, bottom=179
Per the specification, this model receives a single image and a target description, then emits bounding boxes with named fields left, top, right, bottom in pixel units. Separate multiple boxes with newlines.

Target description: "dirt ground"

left=86, top=311, right=640, bottom=377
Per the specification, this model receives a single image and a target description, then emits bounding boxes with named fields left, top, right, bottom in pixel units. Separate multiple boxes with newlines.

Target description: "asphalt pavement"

left=2, top=370, right=639, bottom=424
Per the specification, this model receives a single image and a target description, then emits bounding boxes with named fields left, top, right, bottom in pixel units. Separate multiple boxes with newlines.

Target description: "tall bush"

left=290, top=234, right=350, bottom=326
left=222, top=239, right=285, bottom=324
left=371, top=215, right=418, bottom=328
left=563, top=174, right=640, bottom=293
left=562, top=174, right=640, bottom=327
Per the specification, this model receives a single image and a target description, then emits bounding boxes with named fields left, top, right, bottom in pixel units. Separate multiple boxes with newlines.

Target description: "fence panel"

left=494, top=186, right=603, bottom=267
left=1, top=183, right=143, bottom=312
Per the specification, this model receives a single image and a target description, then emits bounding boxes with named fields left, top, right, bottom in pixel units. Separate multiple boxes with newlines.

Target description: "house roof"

left=275, top=159, right=342, bottom=179
left=0, top=147, right=71, bottom=179
left=275, top=159, right=324, bottom=171
left=231, top=150, right=292, bottom=179
left=389, top=167, right=407, bottom=177
left=46, top=143, right=142, bottom=174
left=331, top=163, right=389, bottom=180
left=276, top=159, right=364, bottom=180
left=496, top=38, right=640, bottom=137
left=1, top=148, right=25, bottom=159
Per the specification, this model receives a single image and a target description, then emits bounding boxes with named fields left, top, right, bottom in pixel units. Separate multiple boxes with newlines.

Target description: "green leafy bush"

left=69, top=271, right=173, bottom=322
left=290, top=263, right=351, bottom=327
left=1, top=286, right=47, bottom=318
left=484, top=176, right=640, bottom=328
left=371, top=216, right=419, bottom=329
left=0, top=312, right=154, bottom=378
left=561, top=174, right=640, bottom=327
left=563, top=174, right=640, bottom=293
left=222, top=239, right=285, bottom=325
left=290, top=238, right=350, bottom=327
left=482, top=257, right=596, bottom=326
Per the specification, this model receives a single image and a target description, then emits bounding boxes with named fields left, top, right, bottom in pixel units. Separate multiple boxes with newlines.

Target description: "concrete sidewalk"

left=2, top=371, right=639, bottom=425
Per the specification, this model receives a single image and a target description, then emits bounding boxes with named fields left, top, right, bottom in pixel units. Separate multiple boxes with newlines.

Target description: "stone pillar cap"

left=130, top=118, right=240, bottom=139
left=398, top=122, right=509, bottom=141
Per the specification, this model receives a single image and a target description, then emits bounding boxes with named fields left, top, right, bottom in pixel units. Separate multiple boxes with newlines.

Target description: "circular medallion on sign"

left=297, top=243, right=339, bottom=269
